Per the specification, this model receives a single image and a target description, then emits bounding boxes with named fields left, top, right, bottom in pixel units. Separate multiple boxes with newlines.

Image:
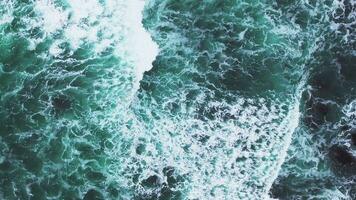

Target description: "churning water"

left=0, top=0, right=355, bottom=199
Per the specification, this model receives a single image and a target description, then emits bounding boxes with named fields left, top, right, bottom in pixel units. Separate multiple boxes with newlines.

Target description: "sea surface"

left=0, top=0, right=355, bottom=199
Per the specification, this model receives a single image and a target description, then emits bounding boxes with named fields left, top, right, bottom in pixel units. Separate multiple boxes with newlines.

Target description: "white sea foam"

left=33, top=0, right=158, bottom=102
left=0, top=1, right=14, bottom=26
left=343, top=100, right=356, bottom=129
left=123, top=0, right=159, bottom=81
left=34, top=1, right=67, bottom=34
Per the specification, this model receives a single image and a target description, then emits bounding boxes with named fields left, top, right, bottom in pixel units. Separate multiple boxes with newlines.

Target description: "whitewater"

left=0, top=0, right=355, bottom=200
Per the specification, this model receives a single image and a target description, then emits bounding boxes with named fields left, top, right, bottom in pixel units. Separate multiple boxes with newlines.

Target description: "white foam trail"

left=263, top=98, right=302, bottom=199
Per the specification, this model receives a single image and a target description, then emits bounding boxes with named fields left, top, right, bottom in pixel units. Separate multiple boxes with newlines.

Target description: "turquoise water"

left=0, top=0, right=355, bottom=199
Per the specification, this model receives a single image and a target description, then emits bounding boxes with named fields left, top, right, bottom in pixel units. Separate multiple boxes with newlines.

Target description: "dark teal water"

left=0, top=0, right=355, bottom=199
left=270, top=1, right=356, bottom=199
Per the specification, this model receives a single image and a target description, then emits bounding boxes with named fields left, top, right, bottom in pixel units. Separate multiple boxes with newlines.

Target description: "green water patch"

left=270, top=0, right=356, bottom=199
left=133, top=0, right=322, bottom=198
left=0, top=0, right=145, bottom=199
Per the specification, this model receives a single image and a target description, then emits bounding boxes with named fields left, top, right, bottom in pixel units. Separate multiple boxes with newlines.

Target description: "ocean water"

left=0, top=0, right=355, bottom=200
